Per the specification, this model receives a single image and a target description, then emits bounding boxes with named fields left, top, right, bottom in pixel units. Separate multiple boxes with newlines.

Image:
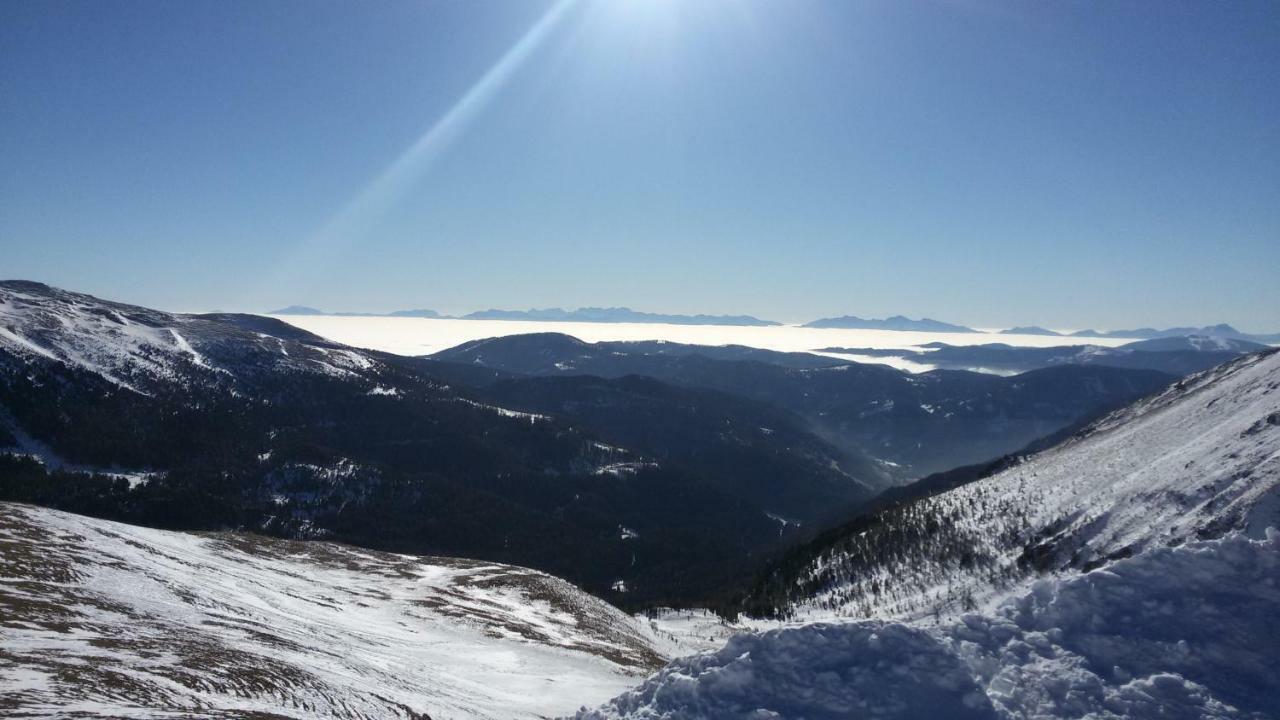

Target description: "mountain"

left=580, top=349, right=1280, bottom=719
left=268, top=306, right=442, bottom=318
left=386, top=308, right=442, bottom=318
left=802, top=315, right=979, bottom=332
left=817, top=336, right=1266, bottom=376
left=266, top=304, right=327, bottom=315
left=998, top=325, right=1061, bottom=336
left=1122, top=334, right=1269, bottom=353
left=434, top=333, right=845, bottom=374
left=0, top=501, right=664, bottom=719
left=461, top=307, right=780, bottom=326
left=432, top=333, right=1175, bottom=480
left=581, top=532, right=1280, bottom=720
left=0, top=281, right=861, bottom=607
left=473, top=373, right=883, bottom=523
left=1071, top=323, right=1280, bottom=343
left=740, top=348, right=1280, bottom=620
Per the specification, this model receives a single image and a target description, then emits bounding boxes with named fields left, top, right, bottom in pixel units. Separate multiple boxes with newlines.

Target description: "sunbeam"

left=268, top=0, right=578, bottom=292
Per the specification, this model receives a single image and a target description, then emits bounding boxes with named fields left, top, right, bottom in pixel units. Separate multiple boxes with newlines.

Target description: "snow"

left=632, top=609, right=754, bottom=659
left=575, top=532, right=1280, bottom=720
left=0, top=325, right=58, bottom=360
left=0, top=283, right=396, bottom=393
left=0, top=407, right=154, bottom=484
left=764, top=512, right=802, bottom=536
left=451, top=396, right=551, bottom=423
left=168, top=328, right=215, bottom=370
left=595, top=461, right=659, bottom=477
left=791, top=350, right=1280, bottom=621
left=574, top=350, right=1280, bottom=719
left=0, top=502, right=666, bottom=720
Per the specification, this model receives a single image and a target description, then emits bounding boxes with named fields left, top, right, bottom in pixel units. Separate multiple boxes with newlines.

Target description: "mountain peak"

left=268, top=305, right=326, bottom=315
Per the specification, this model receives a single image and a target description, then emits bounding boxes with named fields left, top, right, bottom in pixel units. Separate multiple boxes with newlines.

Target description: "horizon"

left=4, top=275, right=1279, bottom=335
left=3, top=1, right=1278, bottom=328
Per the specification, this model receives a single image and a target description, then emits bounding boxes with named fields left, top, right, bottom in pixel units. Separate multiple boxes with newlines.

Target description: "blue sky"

left=2, top=0, right=1277, bottom=330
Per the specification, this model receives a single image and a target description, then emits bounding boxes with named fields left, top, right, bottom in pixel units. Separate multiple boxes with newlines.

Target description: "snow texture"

left=0, top=502, right=665, bottom=719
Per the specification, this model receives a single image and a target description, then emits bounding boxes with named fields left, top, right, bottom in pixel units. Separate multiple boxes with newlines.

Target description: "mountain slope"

left=0, top=502, right=662, bottom=719
left=433, top=333, right=1175, bottom=480
left=0, top=281, right=855, bottom=607
left=475, top=373, right=882, bottom=523
left=743, top=349, right=1280, bottom=621
left=580, top=350, right=1280, bottom=719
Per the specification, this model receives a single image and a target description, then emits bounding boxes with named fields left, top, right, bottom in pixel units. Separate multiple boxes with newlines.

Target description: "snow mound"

left=576, top=622, right=994, bottom=720
left=575, top=532, right=1280, bottom=719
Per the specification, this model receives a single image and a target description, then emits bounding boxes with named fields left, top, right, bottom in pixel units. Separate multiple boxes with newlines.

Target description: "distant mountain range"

left=267, top=305, right=442, bottom=318
left=818, top=335, right=1269, bottom=376
left=1069, top=323, right=1280, bottom=343
left=459, top=307, right=780, bottom=326
left=265, top=304, right=1279, bottom=341
left=802, top=315, right=978, bottom=333
left=998, top=325, right=1061, bottom=336
left=268, top=305, right=778, bottom=326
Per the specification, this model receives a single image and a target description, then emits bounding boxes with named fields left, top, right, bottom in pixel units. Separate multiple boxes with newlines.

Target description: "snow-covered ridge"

left=0, top=281, right=386, bottom=392
left=0, top=502, right=665, bottom=719
left=773, top=349, right=1280, bottom=621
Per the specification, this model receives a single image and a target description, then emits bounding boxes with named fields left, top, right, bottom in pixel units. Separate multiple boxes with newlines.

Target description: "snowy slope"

left=0, top=502, right=665, bottom=719
left=0, top=280, right=389, bottom=393
left=577, top=351, right=1280, bottom=718
left=764, top=349, right=1280, bottom=621
left=575, top=532, right=1280, bottom=719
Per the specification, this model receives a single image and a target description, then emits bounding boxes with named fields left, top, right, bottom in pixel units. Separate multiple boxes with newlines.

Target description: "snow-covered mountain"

left=0, top=281, right=864, bottom=607
left=749, top=348, right=1280, bottom=621
left=576, top=349, right=1280, bottom=719
left=0, top=501, right=665, bottom=719
left=0, top=280, right=395, bottom=394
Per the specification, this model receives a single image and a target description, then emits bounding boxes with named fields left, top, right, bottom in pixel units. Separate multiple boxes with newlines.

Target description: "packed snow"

left=0, top=503, right=666, bottom=719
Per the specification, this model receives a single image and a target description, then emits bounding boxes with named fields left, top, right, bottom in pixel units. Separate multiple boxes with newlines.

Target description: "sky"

left=2, top=0, right=1277, bottom=330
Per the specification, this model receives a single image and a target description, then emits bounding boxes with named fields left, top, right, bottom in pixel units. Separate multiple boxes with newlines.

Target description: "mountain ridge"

left=803, top=314, right=979, bottom=332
